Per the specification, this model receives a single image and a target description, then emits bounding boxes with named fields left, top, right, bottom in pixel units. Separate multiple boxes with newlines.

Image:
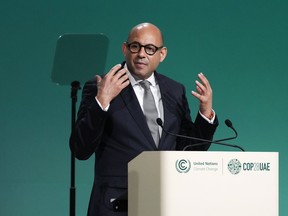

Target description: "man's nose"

left=137, top=46, right=146, bottom=57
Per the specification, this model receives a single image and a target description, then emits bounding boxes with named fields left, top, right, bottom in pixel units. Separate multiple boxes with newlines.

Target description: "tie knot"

left=140, top=80, right=151, bottom=91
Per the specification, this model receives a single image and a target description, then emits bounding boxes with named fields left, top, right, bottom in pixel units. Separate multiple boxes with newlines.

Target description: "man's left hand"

left=191, top=73, right=213, bottom=119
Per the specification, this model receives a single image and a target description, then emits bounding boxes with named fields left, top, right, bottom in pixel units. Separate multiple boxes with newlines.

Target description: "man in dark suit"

left=71, top=22, right=218, bottom=215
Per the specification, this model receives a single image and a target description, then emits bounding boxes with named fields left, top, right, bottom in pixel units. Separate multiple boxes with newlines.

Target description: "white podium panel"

left=128, top=151, right=278, bottom=216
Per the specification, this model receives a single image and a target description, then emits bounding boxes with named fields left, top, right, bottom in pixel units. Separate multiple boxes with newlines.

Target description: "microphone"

left=186, top=119, right=242, bottom=150
left=156, top=118, right=245, bottom=151
left=224, top=119, right=238, bottom=139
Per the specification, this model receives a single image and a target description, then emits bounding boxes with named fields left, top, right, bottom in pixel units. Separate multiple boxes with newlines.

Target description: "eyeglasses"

left=126, top=42, right=164, bottom=56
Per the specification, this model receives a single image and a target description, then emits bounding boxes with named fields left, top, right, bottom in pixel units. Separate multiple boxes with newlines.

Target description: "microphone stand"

left=185, top=139, right=245, bottom=151
left=70, top=81, right=81, bottom=216
left=156, top=118, right=245, bottom=152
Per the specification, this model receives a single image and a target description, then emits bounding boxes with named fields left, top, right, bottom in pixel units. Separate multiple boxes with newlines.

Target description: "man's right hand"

left=95, top=64, right=130, bottom=108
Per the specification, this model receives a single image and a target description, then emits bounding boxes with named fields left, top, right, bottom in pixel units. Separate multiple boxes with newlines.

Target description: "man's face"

left=122, top=24, right=167, bottom=80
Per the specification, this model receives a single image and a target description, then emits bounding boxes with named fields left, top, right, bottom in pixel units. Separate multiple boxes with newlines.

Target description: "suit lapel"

left=156, top=73, right=178, bottom=149
left=120, top=84, right=157, bottom=148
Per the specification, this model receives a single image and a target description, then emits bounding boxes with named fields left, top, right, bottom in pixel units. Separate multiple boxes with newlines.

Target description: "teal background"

left=1, top=0, right=287, bottom=215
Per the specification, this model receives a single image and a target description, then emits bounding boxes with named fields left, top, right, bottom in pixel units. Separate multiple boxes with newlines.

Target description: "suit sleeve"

left=70, top=79, right=107, bottom=160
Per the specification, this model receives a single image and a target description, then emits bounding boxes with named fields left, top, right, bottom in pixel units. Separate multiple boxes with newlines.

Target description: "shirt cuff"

left=199, top=109, right=216, bottom=124
left=95, top=97, right=110, bottom=111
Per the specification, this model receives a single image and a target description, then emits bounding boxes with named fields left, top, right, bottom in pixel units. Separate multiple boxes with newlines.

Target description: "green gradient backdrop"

left=1, top=0, right=287, bottom=215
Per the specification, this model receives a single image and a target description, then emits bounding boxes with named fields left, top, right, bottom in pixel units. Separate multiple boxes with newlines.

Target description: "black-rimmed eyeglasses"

left=126, top=42, right=164, bottom=56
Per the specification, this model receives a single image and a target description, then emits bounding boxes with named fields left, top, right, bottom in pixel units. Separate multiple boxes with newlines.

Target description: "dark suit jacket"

left=71, top=71, right=218, bottom=216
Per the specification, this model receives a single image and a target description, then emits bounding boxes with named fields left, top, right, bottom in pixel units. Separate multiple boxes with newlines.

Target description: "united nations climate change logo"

left=176, top=159, right=191, bottom=173
left=227, top=159, right=242, bottom=175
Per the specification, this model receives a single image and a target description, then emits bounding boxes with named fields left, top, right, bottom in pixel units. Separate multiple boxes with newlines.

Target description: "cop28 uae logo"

left=176, top=159, right=191, bottom=173
left=227, top=159, right=242, bottom=175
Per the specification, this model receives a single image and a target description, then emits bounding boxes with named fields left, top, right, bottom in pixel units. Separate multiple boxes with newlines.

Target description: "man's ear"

left=159, top=47, right=167, bottom=62
left=122, top=42, right=127, bottom=56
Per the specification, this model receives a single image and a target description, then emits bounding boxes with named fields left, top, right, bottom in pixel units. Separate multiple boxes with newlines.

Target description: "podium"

left=128, top=151, right=278, bottom=216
